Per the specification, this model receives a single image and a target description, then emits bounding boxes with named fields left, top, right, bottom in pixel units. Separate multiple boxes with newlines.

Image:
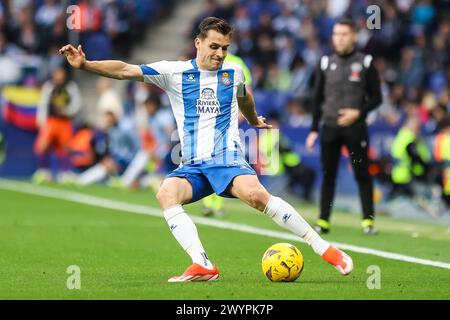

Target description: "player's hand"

left=337, top=108, right=360, bottom=127
left=59, top=44, right=86, bottom=69
left=252, top=116, right=272, bottom=129
left=306, top=131, right=318, bottom=153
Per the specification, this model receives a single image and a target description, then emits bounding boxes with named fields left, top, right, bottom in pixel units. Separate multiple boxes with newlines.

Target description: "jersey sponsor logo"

left=221, top=72, right=232, bottom=85
left=186, top=73, right=196, bottom=82
left=196, top=88, right=221, bottom=114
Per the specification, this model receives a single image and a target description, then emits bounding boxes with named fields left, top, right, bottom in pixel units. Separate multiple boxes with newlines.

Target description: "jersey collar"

left=191, top=59, right=198, bottom=70
left=191, top=59, right=223, bottom=71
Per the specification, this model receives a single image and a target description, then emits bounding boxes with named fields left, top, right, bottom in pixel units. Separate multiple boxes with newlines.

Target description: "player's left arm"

left=237, top=90, right=272, bottom=129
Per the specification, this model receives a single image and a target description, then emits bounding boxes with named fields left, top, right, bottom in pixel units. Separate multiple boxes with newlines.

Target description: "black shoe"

left=314, top=224, right=330, bottom=234
left=361, top=219, right=378, bottom=235
left=214, top=210, right=227, bottom=217
left=202, top=207, right=214, bottom=217
left=363, top=226, right=379, bottom=235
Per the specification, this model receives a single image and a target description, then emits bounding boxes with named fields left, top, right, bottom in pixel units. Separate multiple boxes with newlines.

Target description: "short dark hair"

left=437, top=115, right=450, bottom=131
left=197, top=17, right=233, bottom=39
left=145, top=93, right=161, bottom=107
left=335, top=18, right=356, bottom=31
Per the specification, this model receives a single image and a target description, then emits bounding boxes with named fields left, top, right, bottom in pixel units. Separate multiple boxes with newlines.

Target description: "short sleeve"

left=235, top=66, right=246, bottom=97
left=139, top=60, right=173, bottom=90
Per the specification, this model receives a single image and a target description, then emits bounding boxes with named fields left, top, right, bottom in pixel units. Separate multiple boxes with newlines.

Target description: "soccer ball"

left=261, top=243, right=304, bottom=282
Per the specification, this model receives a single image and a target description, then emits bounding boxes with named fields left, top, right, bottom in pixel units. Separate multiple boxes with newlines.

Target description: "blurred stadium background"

left=0, top=0, right=449, bottom=221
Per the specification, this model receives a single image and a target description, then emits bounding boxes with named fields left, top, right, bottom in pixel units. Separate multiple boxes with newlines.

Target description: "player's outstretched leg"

left=157, top=177, right=219, bottom=282
left=264, top=195, right=353, bottom=275
left=230, top=175, right=353, bottom=276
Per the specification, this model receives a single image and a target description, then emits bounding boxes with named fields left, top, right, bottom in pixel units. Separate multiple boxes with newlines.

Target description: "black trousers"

left=319, top=122, right=374, bottom=221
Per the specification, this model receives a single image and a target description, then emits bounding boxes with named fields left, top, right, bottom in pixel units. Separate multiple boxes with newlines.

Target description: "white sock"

left=121, top=150, right=150, bottom=187
left=163, top=205, right=214, bottom=270
left=264, top=196, right=330, bottom=256
left=77, top=164, right=108, bottom=185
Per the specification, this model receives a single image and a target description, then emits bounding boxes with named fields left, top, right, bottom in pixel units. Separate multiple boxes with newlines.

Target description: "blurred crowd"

left=183, top=0, right=450, bottom=210
left=0, top=0, right=449, bottom=212
left=184, top=0, right=450, bottom=132
left=0, top=0, right=173, bottom=86
left=0, top=0, right=177, bottom=189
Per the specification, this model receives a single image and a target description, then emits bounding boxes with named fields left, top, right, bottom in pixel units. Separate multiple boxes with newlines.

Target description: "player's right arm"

left=306, top=60, right=325, bottom=152
left=59, top=44, right=143, bottom=81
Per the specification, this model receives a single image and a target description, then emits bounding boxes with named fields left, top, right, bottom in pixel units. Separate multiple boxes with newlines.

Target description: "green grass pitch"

left=0, top=181, right=449, bottom=300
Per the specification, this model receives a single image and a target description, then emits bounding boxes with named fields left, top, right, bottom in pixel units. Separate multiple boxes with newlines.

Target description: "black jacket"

left=311, top=50, right=382, bottom=132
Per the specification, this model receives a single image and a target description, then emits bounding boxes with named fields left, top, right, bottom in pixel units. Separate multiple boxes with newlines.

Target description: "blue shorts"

left=166, top=157, right=256, bottom=203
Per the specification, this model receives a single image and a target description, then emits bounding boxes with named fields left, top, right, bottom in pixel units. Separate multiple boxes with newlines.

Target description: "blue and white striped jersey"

left=139, top=59, right=246, bottom=164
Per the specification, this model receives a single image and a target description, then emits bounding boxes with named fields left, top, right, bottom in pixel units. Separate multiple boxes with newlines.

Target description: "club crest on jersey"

left=221, top=72, right=232, bottom=85
left=196, top=88, right=221, bottom=114
left=349, top=62, right=362, bottom=82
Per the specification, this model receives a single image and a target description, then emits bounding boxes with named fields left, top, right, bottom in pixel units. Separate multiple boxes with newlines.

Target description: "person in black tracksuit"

left=305, top=19, right=382, bottom=234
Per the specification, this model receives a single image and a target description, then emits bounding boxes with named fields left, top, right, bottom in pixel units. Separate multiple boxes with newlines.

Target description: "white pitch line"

left=1, top=179, right=450, bottom=271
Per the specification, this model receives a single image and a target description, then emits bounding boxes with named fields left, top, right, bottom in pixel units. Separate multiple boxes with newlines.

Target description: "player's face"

left=103, top=112, right=118, bottom=129
left=145, top=102, right=157, bottom=116
left=332, top=24, right=356, bottom=55
left=195, top=30, right=231, bottom=71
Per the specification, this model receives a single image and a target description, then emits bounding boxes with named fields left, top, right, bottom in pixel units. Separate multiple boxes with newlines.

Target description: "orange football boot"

left=168, top=263, right=220, bottom=282
left=321, top=245, right=353, bottom=276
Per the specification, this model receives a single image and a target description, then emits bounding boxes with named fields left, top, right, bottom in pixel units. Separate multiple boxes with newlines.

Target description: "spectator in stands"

left=259, top=112, right=316, bottom=202
left=411, top=0, right=436, bottom=31
left=16, top=6, right=39, bottom=54
left=102, top=0, right=134, bottom=57
left=264, top=62, right=290, bottom=91
left=68, top=123, right=108, bottom=172
left=35, top=0, right=62, bottom=28
left=286, top=99, right=312, bottom=129
left=231, top=5, right=251, bottom=33
left=390, top=116, right=431, bottom=198
left=433, top=116, right=450, bottom=208
left=78, top=0, right=103, bottom=33
left=33, top=67, right=82, bottom=183
left=96, top=78, right=124, bottom=123
left=254, top=33, right=277, bottom=66
left=110, top=94, right=175, bottom=189
left=273, top=4, right=300, bottom=36
left=35, top=0, right=63, bottom=54
left=78, top=0, right=113, bottom=60
left=0, top=31, right=22, bottom=85
left=77, top=110, right=139, bottom=185
left=380, top=3, right=403, bottom=61
left=289, top=55, right=313, bottom=100
left=398, top=47, right=425, bottom=92
left=440, top=88, right=450, bottom=113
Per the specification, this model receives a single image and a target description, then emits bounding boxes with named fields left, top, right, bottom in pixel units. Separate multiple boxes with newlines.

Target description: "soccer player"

left=59, top=17, right=353, bottom=282
left=201, top=53, right=253, bottom=217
